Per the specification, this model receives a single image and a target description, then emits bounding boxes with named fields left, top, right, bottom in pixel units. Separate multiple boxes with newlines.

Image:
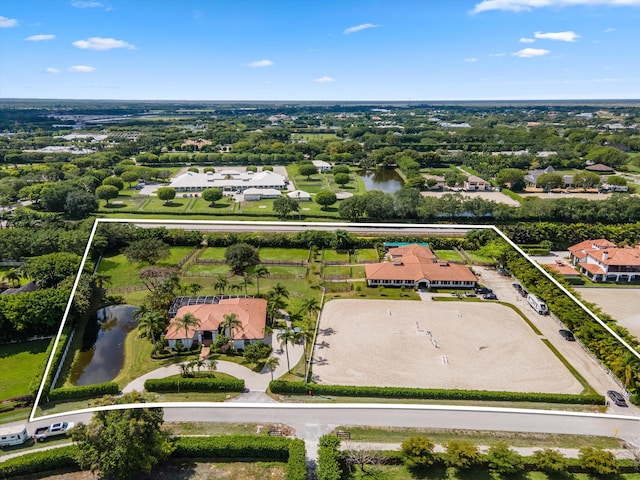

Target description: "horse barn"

left=168, top=169, right=288, bottom=194
left=365, top=244, right=477, bottom=289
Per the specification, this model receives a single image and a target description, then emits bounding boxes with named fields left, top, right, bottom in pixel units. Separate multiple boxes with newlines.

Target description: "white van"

left=0, top=424, right=29, bottom=447
left=527, top=294, right=549, bottom=315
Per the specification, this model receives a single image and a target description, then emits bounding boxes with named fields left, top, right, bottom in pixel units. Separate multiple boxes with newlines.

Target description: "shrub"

left=243, top=341, right=272, bottom=363
left=269, top=381, right=603, bottom=405
left=532, top=448, right=568, bottom=474
left=317, top=435, right=342, bottom=480
left=144, top=377, right=244, bottom=393
left=172, top=435, right=290, bottom=460
left=46, top=382, right=120, bottom=402
left=0, top=445, right=78, bottom=479
left=286, top=439, right=307, bottom=480
left=444, top=440, right=481, bottom=470
left=486, top=442, right=524, bottom=475
left=578, top=446, right=619, bottom=475
left=401, top=435, right=436, bottom=469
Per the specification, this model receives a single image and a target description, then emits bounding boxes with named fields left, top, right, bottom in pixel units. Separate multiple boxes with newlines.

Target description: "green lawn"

left=0, top=339, right=50, bottom=401
left=323, top=249, right=350, bottom=263
left=185, top=264, right=232, bottom=275
left=291, top=132, right=339, bottom=141
left=198, top=247, right=228, bottom=261
left=247, top=265, right=308, bottom=276
left=323, top=266, right=351, bottom=276
left=351, top=265, right=366, bottom=278
left=465, top=251, right=496, bottom=264
left=354, top=249, right=379, bottom=262
left=98, top=194, right=147, bottom=212
left=258, top=247, right=310, bottom=262
left=189, top=196, right=236, bottom=213
left=435, top=250, right=464, bottom=262
left=143, top=196, right=194, bottom=213
left=98, top=246, right=194, bottom=289
left=328, top=282, right=420, bottom=301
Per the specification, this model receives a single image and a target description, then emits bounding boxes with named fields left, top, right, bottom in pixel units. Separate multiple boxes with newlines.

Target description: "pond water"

left=69, top=305, right=139, bottom=386
left=356, top=168, right=404, bottom=194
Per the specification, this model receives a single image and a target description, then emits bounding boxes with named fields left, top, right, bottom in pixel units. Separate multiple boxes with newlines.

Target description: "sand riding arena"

left=311, top=299, right=582, bottom=394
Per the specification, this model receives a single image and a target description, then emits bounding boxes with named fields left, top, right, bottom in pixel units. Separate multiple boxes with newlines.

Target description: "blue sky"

left=1, top=0, right=639, bottom=101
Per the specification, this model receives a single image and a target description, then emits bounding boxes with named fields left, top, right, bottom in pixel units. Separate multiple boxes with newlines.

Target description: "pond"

left=356, top=168, right=404, bottom=194
left=69, top=305, right=139, bottom=386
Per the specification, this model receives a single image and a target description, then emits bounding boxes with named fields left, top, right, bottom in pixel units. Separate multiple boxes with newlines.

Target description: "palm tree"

left=301, top=297, right=321, bottom=320
left=242, top=274, right=254, bottom=295
left=254, top=265, right=270, bottom=295
left=270, top=283, right=289, bottom=300
left=265, top=356, right=280, bottom=381
left=189, top=283, right=203, bottom=296
left=295, top=328, right=314, bottom=365
left=221, top=312, right=242, bottom=341
left=136, top=310, right=165, bottom=349
left=229, top=282, right=243, bottom=294
left=266, top=293, right=286, bottom=324
left=213, top=274, right=228, bottom=294
left=277, top=328, right=295, bottom=372
left=174, top=312, right=201, bottom=348
left=2, top=269, right=21, bottom=287
left=208, top=358, right=217, bottom=375
left=91, top=271, right=112, bottom=291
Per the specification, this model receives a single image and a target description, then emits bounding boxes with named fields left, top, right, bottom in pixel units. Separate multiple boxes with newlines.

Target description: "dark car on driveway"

left=482, top=293, right=498, bottom=300
left=559, top=329, right=575, bottom=341
left=475, top=287, right=492, bottom=295
left=607, top=390, right=627, bottom=407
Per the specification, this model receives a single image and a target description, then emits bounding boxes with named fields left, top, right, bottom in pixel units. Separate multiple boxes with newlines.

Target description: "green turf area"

left=98, top=195, right=147, bottom=212
left=465, top=251, right=496, bottom=264
left=143, top=196, right=194, bottom=212
left=291, top=132, right=339, bottom=141
left=156, top=246, right=195, bottom=267
left=350, top=265, right=366, bottom=278
left=258, top=247, right=310, bottom=262
left=198, top=247, right=228, bottom=261
left=0, top=339, right=50, bottom=401
left=185, top=264, right=231, bottom=275
left=164, top=422, right=267, bottom=436
left=323, top=249, right=350, bottom=262
left=354, top=249, right=379, bottom=262
left=247, top=265, right=307, bottom=276
left=188, top=196, right=236, bottom=213
left=328, top=282, right=420, bottom=301
left=435, top=250, right=464, bottom=261
left=323, top=266, right=350, bottom=276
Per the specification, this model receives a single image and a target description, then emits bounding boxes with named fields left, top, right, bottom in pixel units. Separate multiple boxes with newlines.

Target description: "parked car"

left=512, top=283, right=522, bottom=291
left=559, top=329, right=575, bottom=341
left=520, top=289, right=528, bottom=298
left=465, top=292, right=477, bottom=298
left=475, top=287, right=492, bottom=295
left=482, top=293, right=498, bottom=300
left=33, top=422, right=75, bottom=442
left=607, top=390, right=627, bottom=407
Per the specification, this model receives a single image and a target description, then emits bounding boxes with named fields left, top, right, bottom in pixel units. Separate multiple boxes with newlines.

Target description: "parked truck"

left=527, top=294, right=549, bottom=315
left=0, top=424, right=29, bottom=447
left=33, top=421, right=75, bottom=442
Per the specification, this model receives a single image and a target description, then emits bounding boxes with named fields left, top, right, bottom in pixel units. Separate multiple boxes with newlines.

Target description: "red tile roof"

left=165, top=298, right=267, bottom=341
left=544, top=262, right=580, bottom=276
left=569, top=239, right=616, bottom=253
left=581, top=263, right=606, bottom=275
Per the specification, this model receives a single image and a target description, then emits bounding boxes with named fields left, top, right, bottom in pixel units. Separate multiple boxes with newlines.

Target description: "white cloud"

left=489, top=52, right=506, bottom=57
left=472, top=0, right=640, bottom=14
left=535, top=30, right=579, bottom=42
left=72, top=37, right=135, bottom=50
left=68, top=65, right=96, bottom=72
left=26, top=34, right=56, bottom=42
left=464, top=57, right=478, bottom=62
left=71, top=1, right=104, bottom=7
left=314, top=76, right=335, bottom=83
left=246, top=59, right=274, bottom=68
left=0, top=16, right=18, bottom=27
left=604, top=27, right=617, bottom=32
left=519, top=37, right=535, bottom=43
left=45, top=67, right=60, bottom=74
left=343, top=23, right=380, bottom=34
left=513, top=47, right=551, bottom=57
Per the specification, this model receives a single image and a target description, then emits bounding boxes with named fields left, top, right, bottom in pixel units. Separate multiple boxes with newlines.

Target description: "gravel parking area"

left=313, top=299, right=582, bottom=393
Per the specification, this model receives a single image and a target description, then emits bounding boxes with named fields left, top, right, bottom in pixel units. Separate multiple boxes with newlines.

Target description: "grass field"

left=188, top=197, right=236, bottom=213
left=435, top=250, right=464, bottom=262
left=98, top=194, right=147, bottom=212
left=0, top=339, right=50, bottom=400
left=185, top=264, right=232, bottom=275
left=247, top=265, right=308, bottom=276
left=323, top=249, right=350, bottom=263
left=198, top=247, right=227, bottom=261
left=465, top=251, right=496, bottom=264
left=323, top=266, right=350, bottom=276
left=258, top=247, right=310, bottom=262
left=354, top=249, right=379, bottom=262
left=291, top=132, right=339, bottom=141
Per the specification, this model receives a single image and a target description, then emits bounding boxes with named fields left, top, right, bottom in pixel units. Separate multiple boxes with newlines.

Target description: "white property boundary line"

left=29, top=218, right=640, bottom=422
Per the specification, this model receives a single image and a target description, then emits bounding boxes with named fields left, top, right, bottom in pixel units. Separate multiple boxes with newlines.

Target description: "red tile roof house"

left=568, top=239, right=640, bottom=283
left=365, top=244, right=477, bottom=289
left=165, top=297, right=268, bottom=350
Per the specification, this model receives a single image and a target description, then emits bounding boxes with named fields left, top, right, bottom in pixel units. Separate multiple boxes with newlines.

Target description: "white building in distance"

left=169, top=170, right=288, bottom=194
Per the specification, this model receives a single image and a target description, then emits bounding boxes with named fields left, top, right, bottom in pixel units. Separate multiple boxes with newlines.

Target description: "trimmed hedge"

left=270, top=381, right=604, bottom=405
left=286, top=439, right=308, bottom=480
left=144, top=377, right=244, bottom=393
left=46, top=382, right=120, bottom=402
left=173, top=435, right=290, bottom=460
left=0, top=445, right=79, bottom=479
